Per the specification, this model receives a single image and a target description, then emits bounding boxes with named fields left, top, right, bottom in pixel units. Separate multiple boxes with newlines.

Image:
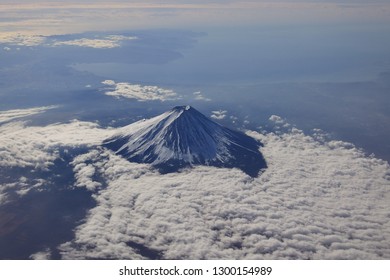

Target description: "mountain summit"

left=103, top=106, right=267, bottom=177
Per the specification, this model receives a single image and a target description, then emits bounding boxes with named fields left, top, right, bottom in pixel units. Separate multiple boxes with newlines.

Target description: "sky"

left=1, top=0, right=390, bottom=260
left=1, top=1, right=390, bottom=36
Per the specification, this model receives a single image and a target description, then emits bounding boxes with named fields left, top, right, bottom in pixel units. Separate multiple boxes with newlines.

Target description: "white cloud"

left=0, top=176, right=45, bottom=205
left=105, top=35, right=138, bottom=42
left=0, top=33, right=46, bottom=46
left=29, top=248, right=51, bottom=260
left=0, top=116, right=114, bottom=205
left=102, top=80, right=179, bottom=101
left=52, top=35, right=137, bottom=49
left=193, top=91, right=211, bottom=102
left=72, top=150, right=103, bottom=191
left=269, top=115, right=284, bottom=124
left=0, top=119, right=112, bottom=170
left=0, top=33, right=137, bottom=48
left=58, top=120, right=390, bottom=260
left=0, top=182, right=15, bottom=205
left=210, top=110, right=227, bottom=120
left=0, top=106, right=58, bottom=124
left=1, top=110, right=389, bottom=259
left=102, top=80, right=116, bottom=86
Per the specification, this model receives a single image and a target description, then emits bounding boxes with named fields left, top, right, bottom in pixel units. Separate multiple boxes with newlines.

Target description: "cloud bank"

left=60, top=118, right=390, bottom=260
left=102, top=80, right=179, bottom=101
left=1, top=109, right=389, bottom=259
left=0, top=119, right=111, bottom=170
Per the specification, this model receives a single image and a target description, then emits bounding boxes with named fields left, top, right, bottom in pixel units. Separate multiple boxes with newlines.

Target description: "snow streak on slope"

left=103, top=106, right=266, bottom=177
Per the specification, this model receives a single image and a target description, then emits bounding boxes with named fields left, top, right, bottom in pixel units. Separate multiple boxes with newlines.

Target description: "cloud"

left=0, top=106, right=58, bottom=124
left=0, top=34, right=46, bottom=47
left=1, top=109, right=389, bottom=259
left=58, top=117, right=390, bottom=260
left=0, top=115, right=113, bottom=205
left=29, top=248, right=51, bottom=260
left=101, top=80, right=116, bottom=86
left=269, top=115, right=284, bottom=124
left=52, top=35, right=137, bottom=49
left=0, top=118, right=112, bottom=170
left=193, top=91, right=211, bottom=102
left=102, top=80, right=179, bottom=101
left=0, top=176, right=45, bottom=206
left=0, top=33, right=137, bottom=48
left=71, top=150, right=103, bottom=191
left=210, top=110, right=227, bottom=120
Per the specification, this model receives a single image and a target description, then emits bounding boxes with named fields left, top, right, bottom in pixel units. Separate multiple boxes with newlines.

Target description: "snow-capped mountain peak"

left=103, top=106, right=267, bottom=177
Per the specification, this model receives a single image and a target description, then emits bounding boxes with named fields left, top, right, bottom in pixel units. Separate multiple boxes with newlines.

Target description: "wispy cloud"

left=193, top=91, right=211, bottom=102
left=0, top=106, right=58, bottom=124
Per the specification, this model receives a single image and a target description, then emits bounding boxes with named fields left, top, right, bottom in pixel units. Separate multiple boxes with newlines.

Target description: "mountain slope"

left=103, top=106, right=267, bottom=177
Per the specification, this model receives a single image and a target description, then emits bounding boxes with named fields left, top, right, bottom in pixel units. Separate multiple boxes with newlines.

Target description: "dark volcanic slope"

left=103, top=106, right=267, bottom=177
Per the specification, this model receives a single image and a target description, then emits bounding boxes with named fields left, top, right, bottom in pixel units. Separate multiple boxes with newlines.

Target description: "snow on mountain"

left=103, top=106, right=267, bottom=177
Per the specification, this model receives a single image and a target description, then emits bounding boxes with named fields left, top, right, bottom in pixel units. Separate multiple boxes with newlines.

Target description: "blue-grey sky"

left=1, top=0, right=390, bottom=261
left=1, top=1, right=390, bottom=35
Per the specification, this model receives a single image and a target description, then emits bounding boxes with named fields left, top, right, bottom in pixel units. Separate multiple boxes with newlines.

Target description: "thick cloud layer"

left=0, top=120, right=112, bottom=170
left=1, top=109, right=389, bottom=259
left=61, top=119, right=390, bottom=259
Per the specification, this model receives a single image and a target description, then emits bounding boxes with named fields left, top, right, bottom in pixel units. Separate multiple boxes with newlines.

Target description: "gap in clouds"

left=0, top=148, right=96, bottom=260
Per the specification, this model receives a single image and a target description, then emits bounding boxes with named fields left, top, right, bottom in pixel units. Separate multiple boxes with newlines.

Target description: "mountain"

left=103, top=106, right=267, bottom=177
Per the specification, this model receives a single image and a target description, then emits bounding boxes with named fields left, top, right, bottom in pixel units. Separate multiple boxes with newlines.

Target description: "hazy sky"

left=1, top=0, right=390, bottom=261
left=1, top=1, right=390, bottom=35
